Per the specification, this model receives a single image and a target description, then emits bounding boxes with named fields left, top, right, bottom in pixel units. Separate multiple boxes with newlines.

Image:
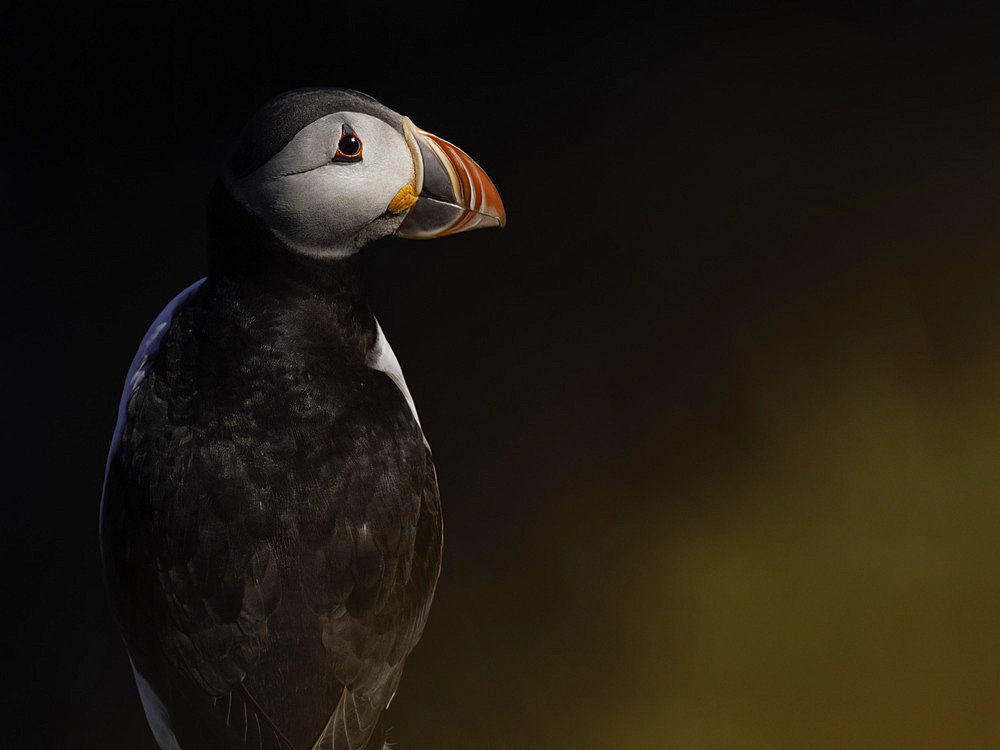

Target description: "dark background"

left=6, top=1, right=1000, bottom=747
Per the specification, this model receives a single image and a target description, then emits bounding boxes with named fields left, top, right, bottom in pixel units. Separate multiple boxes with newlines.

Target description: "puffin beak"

left=394, top=116, right=506, bottom=239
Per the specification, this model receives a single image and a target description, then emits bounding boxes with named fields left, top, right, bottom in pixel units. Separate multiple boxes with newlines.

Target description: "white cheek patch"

left=226, top=112, right=415, bottom=257
left=265, top=170, right=368, bottom=248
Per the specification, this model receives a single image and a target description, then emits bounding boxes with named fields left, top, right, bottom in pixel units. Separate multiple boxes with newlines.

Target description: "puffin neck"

left=205, top=181, right=376, bottom=358
left=206, top=180, right=368, bottom=301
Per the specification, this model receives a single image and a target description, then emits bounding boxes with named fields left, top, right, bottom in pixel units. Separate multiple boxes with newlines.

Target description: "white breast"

left=366, top=320, right=422, bottom=429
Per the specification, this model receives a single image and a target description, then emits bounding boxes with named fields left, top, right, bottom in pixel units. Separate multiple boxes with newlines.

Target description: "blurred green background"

left=6, top=1, right=1000, bottom=747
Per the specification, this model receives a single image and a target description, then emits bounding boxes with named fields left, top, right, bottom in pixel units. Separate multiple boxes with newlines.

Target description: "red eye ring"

left=333, top=124, right=363, bottom=162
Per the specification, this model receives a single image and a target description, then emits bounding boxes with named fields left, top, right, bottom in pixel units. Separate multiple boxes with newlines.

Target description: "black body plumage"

left=101, top=178, right=443, bottom=749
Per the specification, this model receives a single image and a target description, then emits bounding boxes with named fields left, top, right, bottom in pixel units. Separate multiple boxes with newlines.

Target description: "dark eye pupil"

left=339, top=135, right=360, bottom=155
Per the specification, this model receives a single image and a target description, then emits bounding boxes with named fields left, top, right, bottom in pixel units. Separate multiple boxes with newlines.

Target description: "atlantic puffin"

left=100, top=88, right=504, bottom=750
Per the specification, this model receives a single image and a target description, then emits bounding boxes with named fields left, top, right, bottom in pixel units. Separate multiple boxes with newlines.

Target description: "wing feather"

left=102, top=280, right=442, bottom=750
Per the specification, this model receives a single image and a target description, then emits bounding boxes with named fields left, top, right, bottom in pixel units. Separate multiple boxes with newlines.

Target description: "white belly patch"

left=130, top=657, right=182, bottom=750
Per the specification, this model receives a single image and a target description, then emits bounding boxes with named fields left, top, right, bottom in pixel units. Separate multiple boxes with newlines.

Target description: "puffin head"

left=221, top=88, right=505, bottom=259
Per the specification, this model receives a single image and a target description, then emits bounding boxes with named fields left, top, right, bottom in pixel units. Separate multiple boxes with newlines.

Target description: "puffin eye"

left=333, top=124, right=363, bottom=162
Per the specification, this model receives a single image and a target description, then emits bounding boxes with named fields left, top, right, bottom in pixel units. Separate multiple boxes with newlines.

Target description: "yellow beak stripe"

left=387, top=183, right=419, bottom=215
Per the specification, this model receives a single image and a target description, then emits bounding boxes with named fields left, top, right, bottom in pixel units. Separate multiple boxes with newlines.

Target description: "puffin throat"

left=206, top=181, right=372, bottom=299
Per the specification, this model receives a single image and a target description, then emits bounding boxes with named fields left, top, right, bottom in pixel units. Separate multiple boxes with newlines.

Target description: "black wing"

left=101, top=283, right=442, bottom=750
